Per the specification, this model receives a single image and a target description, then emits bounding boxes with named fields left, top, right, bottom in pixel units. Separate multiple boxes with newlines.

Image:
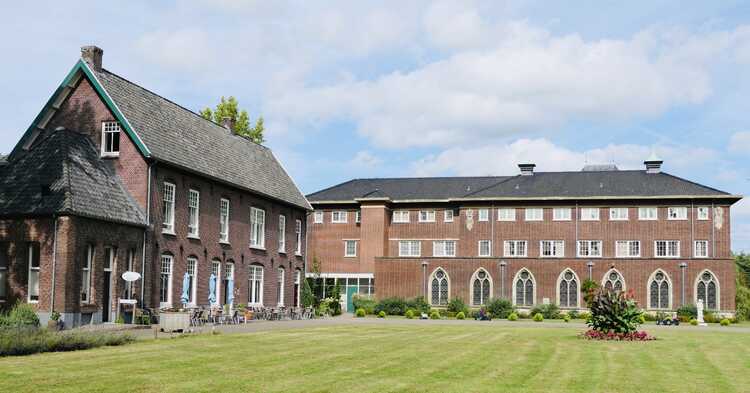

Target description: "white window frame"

left=433, top=241, right=456, bottom=257
left=211, top=259, right=221, bottom=306
left=295, top=219, right=303, bottom=255
left=667, top=206, right=687, bottom=220
left=577, top=240, right=602, bottom=258
left=694, top=240, right=709, bottom=258
left=392, top=210, right=410, bottom=223
left=248, top=265, right=264, bottom=306
left=331, top=210, right=348, bottom=223
left=444, top=210, right=454, bottom=222
left=186, top=257, right=198, bottom=306
left=696, top=206, right=710, bottom=220
left=159, top=254, right=173, bottom=308
left=525, top=208, right=543, bottom=221
left=654, top=240, right=680, bottom=258
left=278, top=215, right=286, bottom=253
left=313, top=211, right=324, bottom=224
left=580, top=207, right=600, bottom=221
left=187, top=189, right=200, bottom=238
left=609, top=207, right=629, bottom=221
left=638, top=207, right=658, bottom=221
left=250, top=207, right=266, bottom=249
left=162, top=182, right=176, bottom=234
left=419, top=210, right=436, bottom=223
left=503, top=240, right=527, bottom=257
left=398, top=240, right=421, bottom=257
left=81, top=244, right=92, bottom=304
left=100, top=121, right=121, bottom=157
left=219, top=198, right=230, bottom=243
left=615, top=241, right=640, bottom=258
left=553, top=208, right=571, bottom=221
left=478, top=209, right=489, bottom=222
left=277, top=268, right=285, bottom=306
left=344, top=240, right=358, bottom=257
left=27, top=244, right=41, bottom=303
left=540, top=240, right=564, bottom=258
left=355, top=210, right=361, bottom=223
left=0, top=244, right=7, bottom=302
left=497, top=208, right=516, bottom=221
left=478, top=240, right=492, bottom=257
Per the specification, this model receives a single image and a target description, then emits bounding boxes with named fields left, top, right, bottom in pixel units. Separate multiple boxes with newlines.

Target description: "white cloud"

left=134, top=28, right=217, bottom=73
left=729, top=131, right=750, bottom=153
left=350, top=151, right=382, bottom=168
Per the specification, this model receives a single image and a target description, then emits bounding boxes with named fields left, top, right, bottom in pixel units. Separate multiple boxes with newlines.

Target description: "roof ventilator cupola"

left=644, top=152, right=663, bottom=174
left=518, top=163, right=536, bottom=176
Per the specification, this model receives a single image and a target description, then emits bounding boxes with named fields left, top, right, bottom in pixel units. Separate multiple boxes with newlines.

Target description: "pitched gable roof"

left=0, top=128, right=147, bottom=226
left=307, top=177, right=511, bottom=202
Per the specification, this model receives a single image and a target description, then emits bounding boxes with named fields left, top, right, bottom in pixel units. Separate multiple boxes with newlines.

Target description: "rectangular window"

left=186, top=257, right=197, bottom=306
left=250, top=207, right=266, bottom=248
left=211, top=260, right=221, bottom=305
left=478, top=240, right=491, bottom=257
left=655, top=240, right=680, bottom=258
left=503, top=240, right=527, bottom=257
left=0, top=243, right=8, bottom=301
left=187, top=189, right=200, bottom=237
left=497, top=208, right=516, bottom=221
left=398, top=240, right=421, bottom=257
left=27, top=243, right=40, bottom=303
left=313, top=211, right=324, bottom=224
left=295, top=219, right=303, bottom=255
left=278, top=215, right=286, bottom=253
left=331, top=211, right=348, bottom=223
left=615, top=241, right=640, bottom=258
left=162, top=182, right=176, bottom=234
left=577, top=240, right=602, bottom=257
left=580, top=207, right=600, bottom=221
left=433, top=241, right=456, bottom=257
left=525, top=208, right=543, bottom=221
left=392, top=210, right=410, bottom=223
left=638, top=207, right=658, bottom=220
left=81, top=245, right=92, bottom=303
left=667, top=207, right=687, bottom=220
left=219, top=198, right=230, bottom=243
left=344, top=240, right=357, bottom=257
left=101, top=121, right=121, bottom=157
left=419, top=210, right=436, bottom=222
left=697, top=206, right=710, bottom=220
left=355, top=210, right=361, bottom=223
left=248, top=265, right=263, bottom=305
left=124, top=249, right=135, bottom=299
left=553, top=208, right=571, bottom=221
left=478, top=209, right=489, bottom=222
left=609, top=207, right=629, bottom=221
left=694, top=240, right=709, bottom=258
left=444, top=210, right=454, bottom=222
left=277, top=268, right=285, bottom=306
left=159, top=255, right=173, bottom=307
left=540, top=240, right=564, bottom=258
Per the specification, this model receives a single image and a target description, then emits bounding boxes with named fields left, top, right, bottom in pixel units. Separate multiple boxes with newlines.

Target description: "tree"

left=301, top=279, right=316, bottom=308
left=200, top=96, right=265, bottom=144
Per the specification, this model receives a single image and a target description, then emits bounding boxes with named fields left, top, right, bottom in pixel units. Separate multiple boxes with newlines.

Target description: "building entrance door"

left=346, top=286, right=357, bottom=313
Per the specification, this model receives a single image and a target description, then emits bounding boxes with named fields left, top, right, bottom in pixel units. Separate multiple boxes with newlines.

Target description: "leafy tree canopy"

left=200, top=96, right=265, bottom=144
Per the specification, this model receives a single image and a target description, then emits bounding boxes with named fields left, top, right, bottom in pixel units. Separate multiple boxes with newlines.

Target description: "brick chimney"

left=518, top=163, right=536, bottom=176
left=221, top=116, right=235, bottom=132
left=81, top=45, right=103, bottom=72
left=644, top=152, right=663, bottom=174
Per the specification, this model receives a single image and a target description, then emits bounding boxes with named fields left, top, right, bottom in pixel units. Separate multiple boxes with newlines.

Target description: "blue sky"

left=2, top=1, right=750, bottom=250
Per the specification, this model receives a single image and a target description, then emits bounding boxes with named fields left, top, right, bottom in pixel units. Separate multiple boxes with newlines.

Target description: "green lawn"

left=1, top=323, right=749, bottom=393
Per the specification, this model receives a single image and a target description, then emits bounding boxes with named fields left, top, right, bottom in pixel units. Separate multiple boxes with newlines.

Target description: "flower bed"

left=580, top=329, right=655, bottom=341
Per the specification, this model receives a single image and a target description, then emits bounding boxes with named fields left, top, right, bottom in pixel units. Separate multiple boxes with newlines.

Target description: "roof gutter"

left=310, top=194, right=743, bottom=205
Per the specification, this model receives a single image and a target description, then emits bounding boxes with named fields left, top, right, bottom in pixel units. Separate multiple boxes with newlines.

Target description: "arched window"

left=514, top=269, right=535, bottom=306
left=471, top=269, right=492, bottom=306
left=430, top=268, right=449, bottom=306
left=558, top=269, right=579, bottom=308
left=248, top=264, right=264, bottom=305
left=696, top=270, right=719, bottom=310
left=602, top=269, right=625, bottom=292
left=648, top=270, right=671, bottom=309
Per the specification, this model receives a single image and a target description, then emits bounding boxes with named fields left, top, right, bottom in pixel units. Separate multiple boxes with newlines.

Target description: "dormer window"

left=101, top=121, right=121, bottom=157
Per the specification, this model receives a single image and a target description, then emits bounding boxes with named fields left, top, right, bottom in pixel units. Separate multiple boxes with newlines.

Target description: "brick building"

left=307, top=162, right=741, bottom=315
left=0, top=46, right=310, bottom=327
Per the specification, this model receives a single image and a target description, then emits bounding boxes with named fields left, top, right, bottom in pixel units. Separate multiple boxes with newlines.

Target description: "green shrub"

left=720, top=318, right=731, bottom=326
left=690, top=319, right=698, bottom=326
left=456, top=311, right=465, bottom=320
left=0, top=329, right=135, bottom=356
left=429, top=311, right=440, bottom=320
left=486, top=298, right=514, bottom=319
left=405, top=297, right=431, bottom=314
left=507, top=312, right=518, bottom=321
left=530, top=304, right=560, bottom=319
left=447, top=297, right=468, bottom=315
left=643, top=312, right=658, bottom=322
left=637, top=314, right=646, bottom=324
left=587, top=288, right=643, bottom=334
left=533, top=313, right=543, bottom=322
left=567, top=310, right=579, bottom=319
left=703, top=312, right=718, bottom=324
left=0, top=302, right=40, bottom=328
left=446, top=311, right=456, bottom=318
left=578, top=311, right=591, bottom=321
left=352, top=295, right=376, bottom=315
left=735, top=285, right=750, bottom=321
left=676, top=304, right=697, bottom=320
left=405, top=309, right=415, bottom=319
left=377, top=311, right=386, bottom=318
left=355, top=308, right=366, bottom=318
left=563, top=314, right=571, bottom=323
left=517, top=311, right=530, bottom=319
left=374, top=297, right=407, bottom=316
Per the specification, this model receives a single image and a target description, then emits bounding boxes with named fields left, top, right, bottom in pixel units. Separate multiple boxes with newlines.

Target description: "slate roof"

left=307, top=171, right=738, bottom=203
left=0, top=128, right=147, bottom=226
left=90, top=68, right=311, bottom=210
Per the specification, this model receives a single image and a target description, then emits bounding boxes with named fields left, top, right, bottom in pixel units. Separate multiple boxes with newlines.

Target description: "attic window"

left=101, top=121, right=121, bottom=157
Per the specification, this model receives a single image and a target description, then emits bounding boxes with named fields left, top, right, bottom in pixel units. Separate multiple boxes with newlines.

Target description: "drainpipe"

left=499, top=260, right=507, bottom=299
left=679, top=262, right=687, bottom=306
left=49, top=216, right=59, bottom=312
left=421, top=261, right=428, bottom=298
left=141, top=163, right=153, bottom=304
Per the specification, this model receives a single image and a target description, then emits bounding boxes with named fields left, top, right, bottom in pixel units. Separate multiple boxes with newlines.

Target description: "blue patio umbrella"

left=180, top=272, right=190, bottom=305
left=208, top=273, right=217, bottom=304
left=226, top=279, right=234, bottom=306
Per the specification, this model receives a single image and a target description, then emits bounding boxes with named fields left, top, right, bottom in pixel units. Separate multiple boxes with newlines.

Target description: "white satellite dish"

left=122, top=271, right=141, bottom=282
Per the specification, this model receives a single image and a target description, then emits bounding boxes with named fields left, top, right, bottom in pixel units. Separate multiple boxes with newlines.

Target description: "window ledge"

left=278, top=250, right=287, bottom=255
left=219, top=240, right=231, bottom=245
left=187, top=235, right=200, bottom=240
left=250, top=245, right=266, bottom=251
left=100, top=152, right=120, bottom=158
left=295, top=252, right=303, bottom=257
left=162, top=230, right=176, bottom=236
left=344, top=255, right=357, bottom=258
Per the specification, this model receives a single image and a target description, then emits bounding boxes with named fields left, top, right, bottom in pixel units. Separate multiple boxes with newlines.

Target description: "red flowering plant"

left=581, top=287, right=655, bottom=341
